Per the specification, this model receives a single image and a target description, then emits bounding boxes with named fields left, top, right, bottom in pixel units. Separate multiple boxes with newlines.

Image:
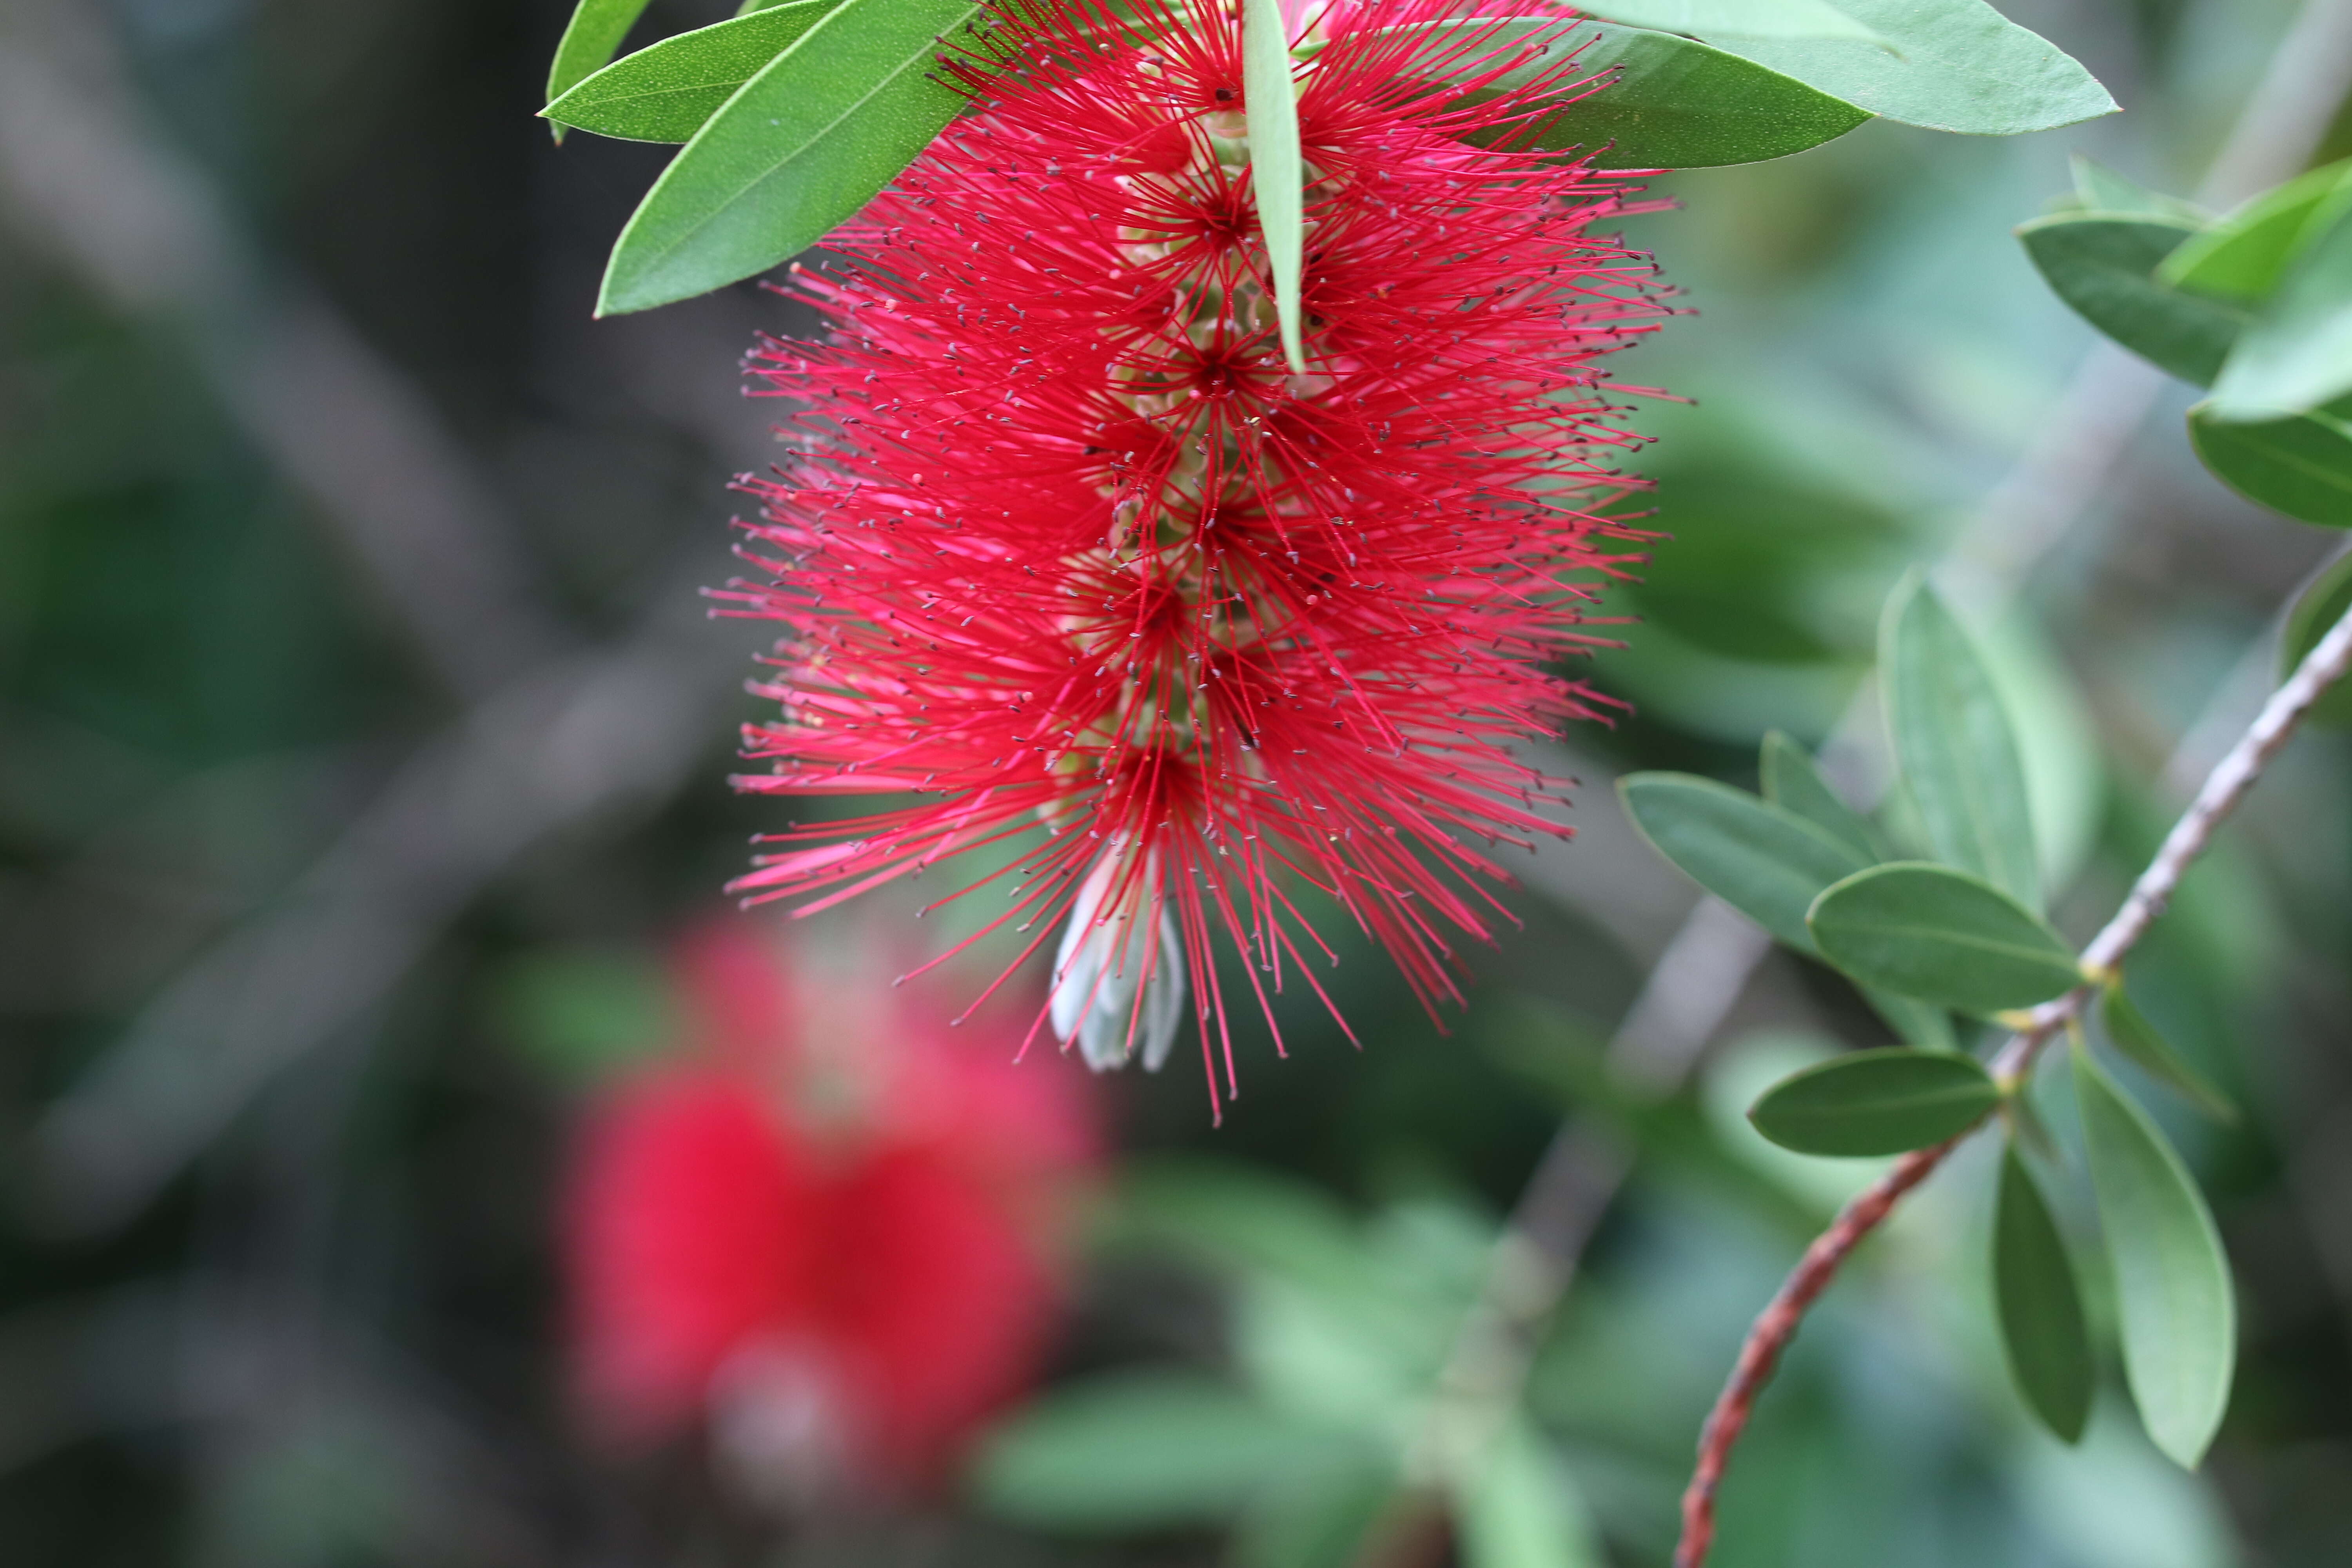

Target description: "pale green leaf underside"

left=1243, top=0, right=1307, bottom=372
left=1576, top=0, right=1880, bottom=45
left=2074, top=1047, right=2236, bottom=1469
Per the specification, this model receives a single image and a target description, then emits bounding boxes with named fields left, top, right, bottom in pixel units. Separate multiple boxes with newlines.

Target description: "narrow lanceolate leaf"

left=1994, top=1146, right=2094, bottom=1443
left=2189, top=399, right=2352, bottom=528
left=1243, top=0, right=1306, bottom=373
left=548, top=0, right=657, bottom=130
left=1748, top=1048, right=1999, bottom=1156
left=545, top=0, right=844, bottom=144
left=1759, top=730, right=1881, bottom=860
left=1410, top=20, right=1869, bottom=170
left=2161, top=158, right=2352, bottom=303
left=1724, top=0, right=2116, bottom=136
left=2283, top=547, right=2352, bottom=728
left=2074, top=1046, right=2236, bottom=1469
left=2207, top=207, right=2352, bottom=422
left=1883, top=576, right=2042, bottom=908
left=597, top=0, right=983, bottom=314
left=2101, top=986, right=2236, bottom=1123
left=1619, top=774, right=1869, bottom=952
left=1574, top=0, right=1880, bottom=44
left=1808, top=863, right=2082, bottom=1016
left=2018, top=215, right=2246, bottom=388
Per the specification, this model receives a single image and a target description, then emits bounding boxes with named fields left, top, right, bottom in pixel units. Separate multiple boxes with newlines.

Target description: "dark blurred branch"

left=1673, top=590, right=2352, bottom=1568
left=0, top=5, right=573, bottom=700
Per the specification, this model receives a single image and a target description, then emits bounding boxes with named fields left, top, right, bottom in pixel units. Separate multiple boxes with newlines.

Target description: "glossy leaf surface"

left=2283, top=548, right=2352, bottom=727
left=1243, top=0, right=1306, bottom=372
left=1994, top=1146, right=2093, bottom=1443
left=1620, top=773, right=1869, bottom=951
left=1726, top=0, right=2116, bottom=135
left=2102, top=985, right=2236, bottom=1122
left=2189, top=399, right=2352, bottom=527
left=597, top=0, right=981, bottom=314
left=2074, top=1047, right=2236, bottom=1469
left=545, top=2, right=843, bottom=143
left=2018, top=215, right=2245, bottom=387
left=1808, top=863, right=2081, bottom=1015
left=1882, top=576, right=2041, bottom=907
left=548, top=0, right=657, bottom=118
left=1748, top=1047, right=1999, bottom=1156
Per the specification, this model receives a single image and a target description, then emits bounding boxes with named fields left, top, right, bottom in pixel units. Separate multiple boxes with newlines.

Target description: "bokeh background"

left=4, top=0, right=2351, bottom=1563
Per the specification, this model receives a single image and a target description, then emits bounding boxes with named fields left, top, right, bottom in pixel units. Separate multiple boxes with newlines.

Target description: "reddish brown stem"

left=1672, top=1141, right=1957, bottom=1568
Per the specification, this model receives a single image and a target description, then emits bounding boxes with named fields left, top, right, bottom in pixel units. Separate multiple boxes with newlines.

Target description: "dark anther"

left=1214, top=87, right=1237, bottom=102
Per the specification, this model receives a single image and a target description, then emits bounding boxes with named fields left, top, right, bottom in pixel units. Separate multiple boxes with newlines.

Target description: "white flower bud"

left=1050, top=838, right=1186, bottom=1073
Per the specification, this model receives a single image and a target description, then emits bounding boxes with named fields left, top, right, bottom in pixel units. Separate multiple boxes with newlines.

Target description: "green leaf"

left=2018, top=214, right=2247, bottom=387
left=548, top=0, right=657, bottom=131
left=1882, top=575, right=2042, bottom=907
left=1808, top=863, right=2082, bottom=1015
left=1413, top=20, right=1869, bottom=169
left=2160, top=158, right=2352, bottom=303
left=1243, top=0, right=1306, bottom=373
left=545, top=1, right=844, bottom=144
left=2188, top=398, right=2352, bottom=527
left=2073, top=1046, right=2236, bottom=1468
left=1861, top=987, right=1958, bottom=1052
left=1748, top=1046, right=1999, bottom=1156
left=1724, top=0, right=2116, bottom=135
left=1231, top=1452, right=1395, bottom=1568
left=1759, top=729, right=1881, bottom=859
left=1619, top=773, right=1870, bottom=951
left=2282, top=547, right=2352, bottom=728
left=2101, top=985, right=2236, bottom=1123
left=1575, top=0, right=1879, bottom=44
left=1993, top=1145, right=2094, bottom=1443
left=1450, top=1420, right=1604, bottom=1568
left=2207, top=205, right=2352, bottom=421
left=972, top=1372, right=1330, bottom=1530
left=2069, top=154, right=2205, bottom=224
left=597, top=0, right=983, bottom=316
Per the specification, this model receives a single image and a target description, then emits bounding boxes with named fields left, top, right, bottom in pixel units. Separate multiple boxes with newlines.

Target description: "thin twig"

left=1671, top=594, right=2352, bottom=1568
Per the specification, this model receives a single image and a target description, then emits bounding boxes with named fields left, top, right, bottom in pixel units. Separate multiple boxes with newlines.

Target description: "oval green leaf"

left=2073, top=1046, right=2236, bottom=1469
left=1725, top=0, right=2116, bottom=136
left=1808, top=863, right=2082, bottom=1015
left=546, top=1, right=844, bottom=144
left=1619, top=773, right=1870, bottom=952
left=2189, top=399, right=2352, bottom=528
left=2283, top=547, right=2352, bottom=728
left=1243, top=0, right=1306, bottom=373
left=2207, top=207, right=2352, bottom=422
left=2018, top=215, right=2247, bottom=388
left=1748, top=1047, right=1998, bottom=1156
left=1408, top=20, right=1869, bottom=169
left=1759, top=729, right=1882, bottom=860
left=597, top=0, right=984, bottom=316
left=548, top=0, right=658, bottom=117
left=1882, top=575, right=2041, bottom=908
left=2100, top=985, right=2236, bottom=1123
left=1994, top=1145, right=2093, bottom=1443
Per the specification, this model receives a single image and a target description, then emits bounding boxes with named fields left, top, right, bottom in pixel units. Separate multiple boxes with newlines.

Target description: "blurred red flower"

left=562, top=924, right=1100, bottom=1497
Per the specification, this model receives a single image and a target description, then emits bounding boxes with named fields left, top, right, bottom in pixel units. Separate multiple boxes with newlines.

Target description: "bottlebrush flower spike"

left=721, top=0, right=1670, bottom=1106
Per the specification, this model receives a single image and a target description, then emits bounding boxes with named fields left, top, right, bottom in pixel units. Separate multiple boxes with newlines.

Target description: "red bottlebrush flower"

left=564, top=925, right=1100, bottom=1495
left=720, top=1, right=1668, bottom=1103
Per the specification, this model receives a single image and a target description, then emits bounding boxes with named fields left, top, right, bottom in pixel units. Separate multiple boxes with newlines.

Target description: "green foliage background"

left=3, top=0, right=2351, bottom=1564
